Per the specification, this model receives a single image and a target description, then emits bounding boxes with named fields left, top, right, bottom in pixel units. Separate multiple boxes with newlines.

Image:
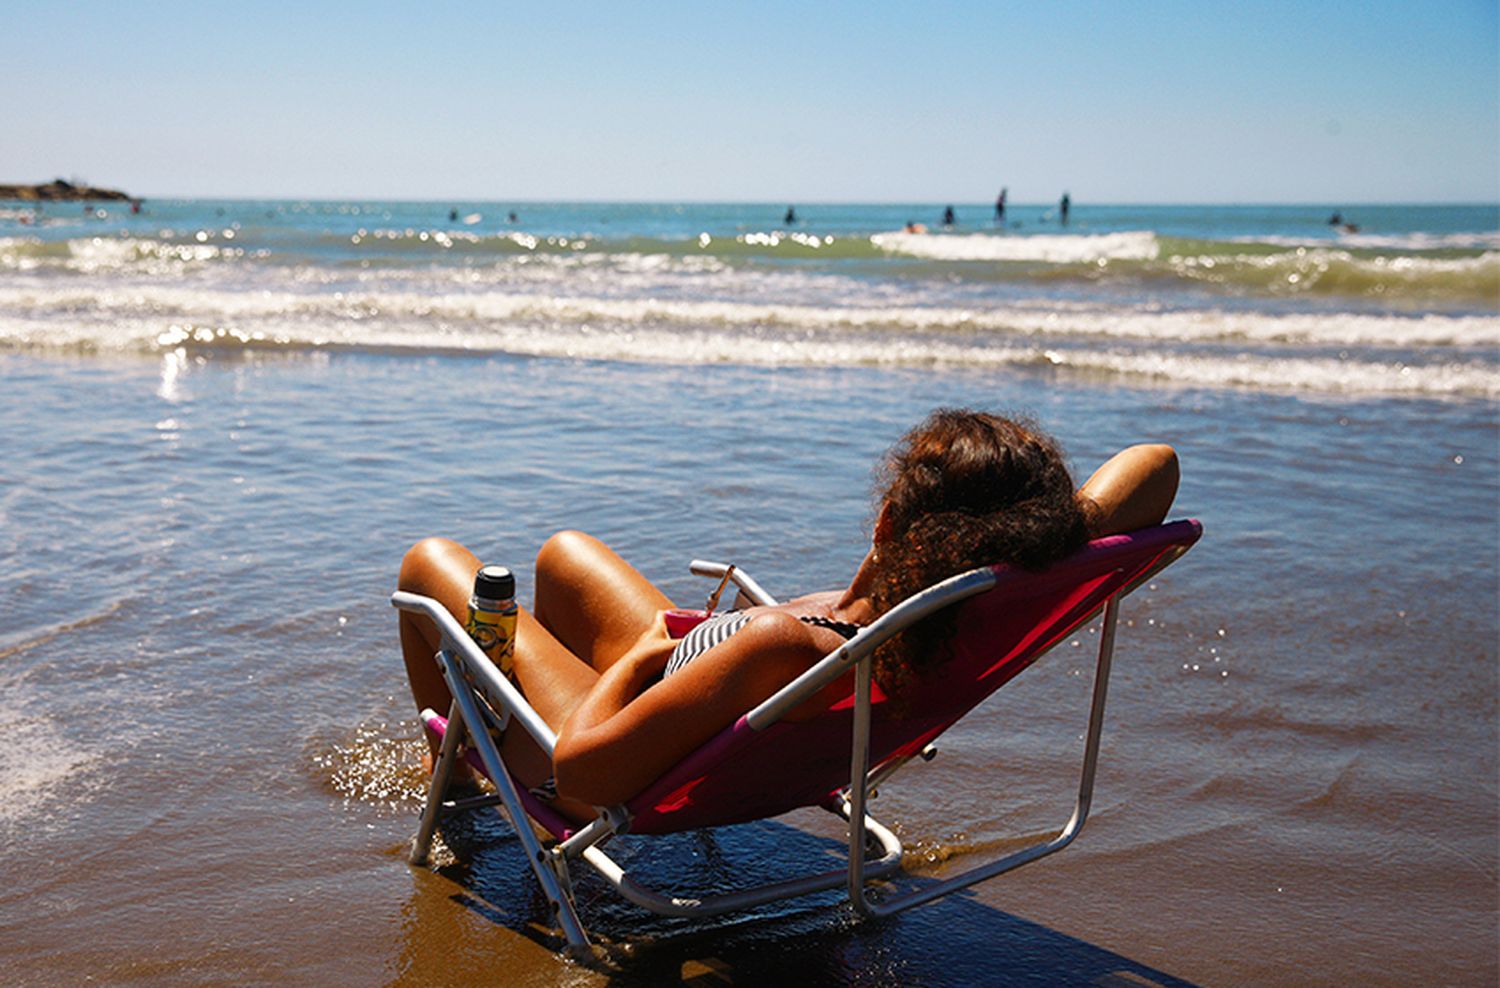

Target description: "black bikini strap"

left=799, top=614, right=863, bottom=639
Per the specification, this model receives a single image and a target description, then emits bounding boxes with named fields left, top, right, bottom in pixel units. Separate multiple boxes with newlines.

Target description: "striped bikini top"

left=663, top=610, right=863, bottom=678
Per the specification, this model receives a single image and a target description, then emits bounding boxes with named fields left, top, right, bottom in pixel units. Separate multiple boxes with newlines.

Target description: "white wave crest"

left=1035, top=349, right=1497, bottom=397
left=0, top=235, right=244, bottom=275
left=872, top=230, right=1161, bottom=263
left=1238, top=231, right=1500, bottom=252
left=2, top=283, right=1496, bottom=348
left=1189, top=245, right=1500, bottom=274
left=1, top=307, right=1494, bottom=397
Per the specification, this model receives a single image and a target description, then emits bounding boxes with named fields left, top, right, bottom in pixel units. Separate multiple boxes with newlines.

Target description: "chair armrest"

left=743, top=566, right=998, bottom=730
left=390, top=590, right=560, bottom=757
left=688, top=559, right=779, bottom=606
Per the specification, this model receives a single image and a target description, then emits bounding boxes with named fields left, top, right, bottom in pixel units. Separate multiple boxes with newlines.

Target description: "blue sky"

left=5, top=1, right=1497, bottom=203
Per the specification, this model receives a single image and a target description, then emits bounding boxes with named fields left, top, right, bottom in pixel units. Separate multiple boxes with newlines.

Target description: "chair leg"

left=410, top=696, right=467, bottom=866
left=846, top=597, right=1124, bottom=917
left=845, top=655, right=879, bottom=913
left=436, top=651, right=594, bottom=954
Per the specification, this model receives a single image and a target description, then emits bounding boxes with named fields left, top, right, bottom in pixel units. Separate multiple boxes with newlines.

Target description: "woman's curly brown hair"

left=869, top=409, right=1089, bottom=693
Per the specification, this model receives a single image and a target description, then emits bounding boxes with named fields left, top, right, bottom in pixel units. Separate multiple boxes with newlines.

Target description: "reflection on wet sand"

left=391, top=808, right=1202, bottom=986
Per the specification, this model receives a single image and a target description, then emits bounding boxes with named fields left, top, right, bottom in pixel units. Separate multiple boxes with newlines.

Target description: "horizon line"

left=59, top=193, right=1500, bottom=208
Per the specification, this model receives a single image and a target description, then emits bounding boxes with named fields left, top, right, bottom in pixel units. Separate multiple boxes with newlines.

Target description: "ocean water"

left=1, top=200, right=1496, bottom=395
left=0, top=199, right=1496, bottom=986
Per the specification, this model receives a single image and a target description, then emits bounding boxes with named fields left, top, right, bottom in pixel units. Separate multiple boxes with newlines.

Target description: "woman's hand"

left=619, top=614, right=677, bottom=680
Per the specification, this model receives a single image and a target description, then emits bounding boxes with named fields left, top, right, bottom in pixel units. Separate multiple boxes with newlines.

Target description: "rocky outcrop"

left=0, top=179, right=132, bottom=202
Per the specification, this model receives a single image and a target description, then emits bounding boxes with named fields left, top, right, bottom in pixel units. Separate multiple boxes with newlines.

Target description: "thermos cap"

left=474, top=565, right=515, bottom=601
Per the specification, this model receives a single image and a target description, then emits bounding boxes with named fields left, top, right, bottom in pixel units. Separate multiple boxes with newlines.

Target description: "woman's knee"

left=398, top=537, right=476, bottom=593
left=535, top=529, right=630, bottom=624
left=536, top=530, right=605, bottom=587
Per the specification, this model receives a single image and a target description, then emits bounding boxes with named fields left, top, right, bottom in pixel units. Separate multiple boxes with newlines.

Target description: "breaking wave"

left=872, top=229, right=1163, bottom=263
left=0, top=283, right=1495, bottom=348
left=0, top=284, right=1494, bottom=397
left=3, top=228, right=1496, bottom=303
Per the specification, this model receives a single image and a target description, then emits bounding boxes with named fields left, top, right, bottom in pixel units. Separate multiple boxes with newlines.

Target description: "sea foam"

left=872, top=230, right=1161, bottom=263
left=2, top=299, right=1494, bottom=396
left=2, top=283, right=1495, bottom=349
left=0, top=677, right=99, bottom=832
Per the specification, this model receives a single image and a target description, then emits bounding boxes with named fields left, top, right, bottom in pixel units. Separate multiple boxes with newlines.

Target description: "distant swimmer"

left=508, top=211, right=518, bottom=223
left=130, top=199, right=142, bottom=215
left=904, top=221, right=927, bottom=233
left=942, top=205, right=955, bottom=227
left=1327, top=211, right=1359, bottom=233
left=784, top=206, right=797, bottom=225
left=994, top=187, right=1007, bottom=224
left=1059, top=192, right=1070, bottom=225
left=449, top=209, right=458, bottom=222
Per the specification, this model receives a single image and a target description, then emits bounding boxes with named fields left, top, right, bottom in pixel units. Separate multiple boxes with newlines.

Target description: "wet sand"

left=1, top=351, right=1494, bottom=986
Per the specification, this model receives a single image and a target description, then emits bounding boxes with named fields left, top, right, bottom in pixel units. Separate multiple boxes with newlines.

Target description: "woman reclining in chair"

left=397, top=409, right=1178, bottom=818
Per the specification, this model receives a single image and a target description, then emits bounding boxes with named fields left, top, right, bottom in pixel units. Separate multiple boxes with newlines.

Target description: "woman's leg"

left=396, top=536, right=619, bottom=822
left=532, top=530, right=674, bottom=673
left=397, top=537, right=600, bottom=742
left=397, top=537, right=479, bottom=721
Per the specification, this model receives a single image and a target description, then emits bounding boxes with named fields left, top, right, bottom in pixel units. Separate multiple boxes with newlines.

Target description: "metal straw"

left=704, top=564, right=736, bottom=616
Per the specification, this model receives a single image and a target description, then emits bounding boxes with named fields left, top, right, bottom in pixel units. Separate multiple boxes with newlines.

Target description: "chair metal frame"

left=391, top=525, right=1195, bottom=953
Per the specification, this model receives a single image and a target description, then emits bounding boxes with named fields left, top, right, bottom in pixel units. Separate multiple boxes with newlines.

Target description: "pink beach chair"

left=391, top=519, right=1202, bottom=953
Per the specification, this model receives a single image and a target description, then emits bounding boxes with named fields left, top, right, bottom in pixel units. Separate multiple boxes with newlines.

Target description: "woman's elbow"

left=1139, top=442, right=1178, bottom=474
left=1138, top=444, right=1180, bottom=505
left=1078, top=443, right=1181, bottom=537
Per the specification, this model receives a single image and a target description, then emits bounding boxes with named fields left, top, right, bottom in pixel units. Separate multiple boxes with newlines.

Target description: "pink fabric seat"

left=621, top=519, right=1201, bottom=834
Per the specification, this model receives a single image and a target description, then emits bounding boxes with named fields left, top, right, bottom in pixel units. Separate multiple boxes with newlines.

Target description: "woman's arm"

left=552, top=612, right=825, bottom=806
left=1077, top=444, right=1180, bottom=537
